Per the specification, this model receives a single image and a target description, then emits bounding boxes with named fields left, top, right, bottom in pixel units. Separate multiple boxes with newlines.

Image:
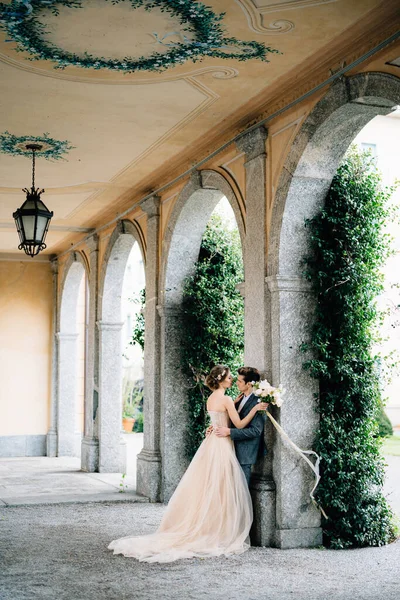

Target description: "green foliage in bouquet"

left=302, top=145, right=397, bottom=548
left=182, top=214, right=244, bottom=458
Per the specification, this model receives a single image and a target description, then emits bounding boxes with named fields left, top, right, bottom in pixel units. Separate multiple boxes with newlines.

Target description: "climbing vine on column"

left=302, top=146, right=397, bottom=548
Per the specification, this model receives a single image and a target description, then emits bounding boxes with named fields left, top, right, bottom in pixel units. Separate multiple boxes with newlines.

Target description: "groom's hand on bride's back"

left=205, top=425, right=213, bottom=438
left=215, top=426, right=230, bottom=437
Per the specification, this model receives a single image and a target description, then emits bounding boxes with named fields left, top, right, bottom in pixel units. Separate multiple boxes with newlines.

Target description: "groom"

left=215, top=366, right=266, bottom=486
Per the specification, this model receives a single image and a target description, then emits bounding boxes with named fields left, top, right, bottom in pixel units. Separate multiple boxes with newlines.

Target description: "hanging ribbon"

left=265, top=409, right=328, bottom=519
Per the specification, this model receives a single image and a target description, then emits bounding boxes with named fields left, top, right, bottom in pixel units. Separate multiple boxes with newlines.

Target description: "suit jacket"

left=230, top=393, right=266, bottom=466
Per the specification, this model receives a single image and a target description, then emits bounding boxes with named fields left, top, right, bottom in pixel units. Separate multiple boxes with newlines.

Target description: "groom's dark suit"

left=230, top=393, right=266, bottom=486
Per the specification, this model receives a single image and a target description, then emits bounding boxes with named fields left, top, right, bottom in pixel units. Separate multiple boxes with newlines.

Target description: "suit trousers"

left=240, top=464, right=252, bottom=487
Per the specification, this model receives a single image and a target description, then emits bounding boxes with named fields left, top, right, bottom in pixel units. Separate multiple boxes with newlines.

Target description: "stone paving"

left=0, top=434, right=144, bottom=507
left=0, top=436, right=399, bottom=599
left=0, top=502, right=399, bottom=600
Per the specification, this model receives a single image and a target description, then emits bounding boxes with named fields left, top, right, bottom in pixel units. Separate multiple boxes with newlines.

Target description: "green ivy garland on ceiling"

left=0, top=131, right=74, bottom=160
left=0, top=0, right=280, bottom=73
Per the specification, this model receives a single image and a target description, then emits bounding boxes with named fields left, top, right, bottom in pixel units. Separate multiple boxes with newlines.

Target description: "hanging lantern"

left=13, top=144, right=53, bottom=258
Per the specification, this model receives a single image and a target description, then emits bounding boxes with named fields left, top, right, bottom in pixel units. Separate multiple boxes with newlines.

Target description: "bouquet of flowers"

left=252, top=379, right=285, bottom=407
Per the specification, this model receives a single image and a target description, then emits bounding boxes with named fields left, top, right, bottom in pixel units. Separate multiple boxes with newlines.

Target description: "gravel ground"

left=1, top=502, right=399, bottom=600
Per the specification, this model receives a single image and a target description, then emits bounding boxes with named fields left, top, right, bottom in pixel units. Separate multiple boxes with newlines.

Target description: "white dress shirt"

left=238, top=393, right=252, bottom=413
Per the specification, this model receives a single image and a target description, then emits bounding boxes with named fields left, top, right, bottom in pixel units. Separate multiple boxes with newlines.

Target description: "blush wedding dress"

left=108, top=410, right=253, bottom=563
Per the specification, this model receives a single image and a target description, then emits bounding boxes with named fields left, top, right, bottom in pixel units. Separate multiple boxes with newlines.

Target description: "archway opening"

left=267, top=73, right=400, bottom=548
left=121, top=242, right=145, bottom=484
left=58, top=258, right=87, bottom=457
left=98, top=222, right=145, bottom=474
left=352, top=110, right=400, bottom=520
left=161, top=177, right=244, bottom=500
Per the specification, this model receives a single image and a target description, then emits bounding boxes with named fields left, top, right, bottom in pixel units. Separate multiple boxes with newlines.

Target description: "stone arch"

left=266, top=72, right=400, bottom=548
left=160, top=170, right=245, bottom=500
left=97, top=219, right=145, bottom=472
left=57, top=251, right=88, bottom=456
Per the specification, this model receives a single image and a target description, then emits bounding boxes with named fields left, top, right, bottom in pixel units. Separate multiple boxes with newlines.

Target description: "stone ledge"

left=0, top=435, right=46, bottom=457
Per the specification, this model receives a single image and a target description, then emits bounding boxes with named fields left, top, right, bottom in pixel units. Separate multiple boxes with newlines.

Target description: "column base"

left=57, top=433, right=80, bottom=457
left=274, top=527, right=323, bottom=549
left=81, top=436, right=99, bottom=472
left=46, top=430, right=57, bottom=457
left=250, top=474, right=276, bottom=547
left=98, top=437, right=126, bottom=473
left=137, top=449, right=162, bottom=502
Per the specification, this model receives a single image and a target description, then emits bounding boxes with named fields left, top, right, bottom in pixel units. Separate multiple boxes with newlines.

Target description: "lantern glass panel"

left=35, top=214, right=48, bottom=243
left=23, top=199, right=37, bottom=211
left=21, top=213, right=35, bottom=241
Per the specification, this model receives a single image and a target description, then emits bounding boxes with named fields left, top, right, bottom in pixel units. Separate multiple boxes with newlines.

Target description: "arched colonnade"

left=49, top=72, right=400, bottom=548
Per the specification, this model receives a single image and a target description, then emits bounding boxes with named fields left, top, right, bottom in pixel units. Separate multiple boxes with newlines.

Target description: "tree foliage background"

left=302, top=146, right=397, bottom=548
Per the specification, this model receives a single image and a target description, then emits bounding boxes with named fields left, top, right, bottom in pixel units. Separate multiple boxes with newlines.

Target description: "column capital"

left=266, top=275, right=313, bottom=293
left=156, top=303, right=181, bottom=318
left=86, top=233, right=99, bottom=253
left=50, top=258, right=58, bottom=275
left=236, top=126, right=268, bottom=161
left=96, top=320, right=124, bottom=332
left=140, top=195, right=161, bottom=218
left=56, top=332, right=79, bottom=341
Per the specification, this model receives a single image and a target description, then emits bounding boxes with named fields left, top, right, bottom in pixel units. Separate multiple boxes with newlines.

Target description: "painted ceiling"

left=0, top=0, right=398, bottom=255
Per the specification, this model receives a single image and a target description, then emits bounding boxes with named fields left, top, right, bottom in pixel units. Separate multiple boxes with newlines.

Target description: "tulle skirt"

left=108, top=432, right=253, bottom=563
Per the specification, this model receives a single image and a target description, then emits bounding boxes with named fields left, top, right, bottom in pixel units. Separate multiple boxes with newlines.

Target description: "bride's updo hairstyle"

left=205, top=364, right=229, bottom=391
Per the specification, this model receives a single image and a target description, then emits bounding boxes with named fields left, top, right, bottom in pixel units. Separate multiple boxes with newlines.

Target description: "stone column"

left=136, top=195, right=162, bottom=501
left=57, top=332, right=79, bottom=456
left=236, top=126, right=276, bottom=547
left=81, top=234, right=100, bottom=472
left=97, top=320, right=126, bottom=473
left=237, top=126, right=269, bottom=371
left=266, top=275, right=322, bottom=548
left=47, top=259, right=58, bottom=457
left=158, top=303, right=190, bottom=502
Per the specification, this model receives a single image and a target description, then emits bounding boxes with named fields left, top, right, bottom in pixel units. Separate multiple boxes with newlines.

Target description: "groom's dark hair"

left=237, top=366, right=260, bottom=384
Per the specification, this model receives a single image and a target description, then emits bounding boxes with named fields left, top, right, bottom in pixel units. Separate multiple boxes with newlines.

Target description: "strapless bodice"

left=208, top=410, right=229, bottom=427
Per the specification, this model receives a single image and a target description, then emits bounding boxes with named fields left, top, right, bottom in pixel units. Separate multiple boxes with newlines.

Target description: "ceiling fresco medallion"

left=0, top=131, right=74, bottom=160
left=0, top=0, right=280, bottom=74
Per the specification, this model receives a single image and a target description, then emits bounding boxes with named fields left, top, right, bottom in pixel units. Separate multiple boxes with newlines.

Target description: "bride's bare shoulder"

left=206, top=391, right=226, bottom=412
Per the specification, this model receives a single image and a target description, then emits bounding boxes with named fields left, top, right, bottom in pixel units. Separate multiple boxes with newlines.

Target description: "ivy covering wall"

left=181, top=214, right=244, bottom=458
left=302, top=146, right=397, bottom=548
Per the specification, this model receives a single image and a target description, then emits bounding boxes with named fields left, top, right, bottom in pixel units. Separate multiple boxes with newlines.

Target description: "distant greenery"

left=302, top=146, right=397, bottom=549
left=133, top=411, right=144, bottom=433
left=126, top=289, right=145, bottom=431
left=182, top=214, right=244, bottom=458
left=377, top=403, right=393, bottom=438
left=130, top=288, right=145, bottom=351
left=382, top=435, right=400, bottom=456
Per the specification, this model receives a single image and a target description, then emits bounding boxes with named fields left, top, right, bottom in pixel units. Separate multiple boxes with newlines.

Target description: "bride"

left=108, top=364, right=268, bottom=563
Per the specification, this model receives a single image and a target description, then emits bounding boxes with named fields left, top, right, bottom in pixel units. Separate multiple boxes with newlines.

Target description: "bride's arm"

left=223, top=397, right=267, bottom=429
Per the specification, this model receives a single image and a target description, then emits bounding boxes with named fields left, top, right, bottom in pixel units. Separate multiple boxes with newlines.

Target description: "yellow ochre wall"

left=0, top=260, right=53, bottom=436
